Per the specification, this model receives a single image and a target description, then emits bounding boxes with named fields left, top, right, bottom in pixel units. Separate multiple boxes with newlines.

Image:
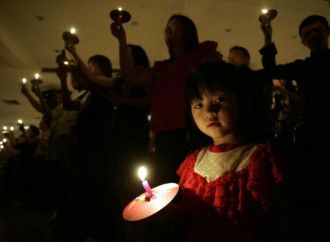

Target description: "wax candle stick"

left=138, top=166, right=155, bottom=198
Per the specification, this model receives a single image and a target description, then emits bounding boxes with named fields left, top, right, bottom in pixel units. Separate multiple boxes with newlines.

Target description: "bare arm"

left=64, top=45, right=117, bottom=88
left=20, top=84, right=43, bottom=113
left=56, top=66, right=81, bottom=110
left=110, top=21, right=154, bottom=87
left=31, top=84, right=52, bottom=121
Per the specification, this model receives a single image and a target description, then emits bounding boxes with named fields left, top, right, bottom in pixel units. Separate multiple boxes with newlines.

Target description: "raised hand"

left=20, top=84, right=29, bottom=96
left=260, top=20, right=273, bottom=46
left=110, top=21, right=126, bottom=41
left=31, top=84, right=41, bottom=96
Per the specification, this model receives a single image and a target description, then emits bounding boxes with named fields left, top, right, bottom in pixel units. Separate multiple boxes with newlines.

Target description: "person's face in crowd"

left=228, top=50, right=250, bottom=67
left=273, top=79, right=287, bottom=88
left=88, top=61, right=103, bottom=76
left=17, top=135, right=26, bottom=144
left=191, top=89, right=241, bottom=145
left=301, top=21, right=330, bottom=52
left=164, top=17, right=184, bottom=46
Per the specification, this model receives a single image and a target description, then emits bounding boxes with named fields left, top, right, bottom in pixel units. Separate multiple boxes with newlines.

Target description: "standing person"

left=157, top=61, right=294, bottom=241
left=260, top=15, right=330, bottom=241
left=111, top=14, right=222, bottom=184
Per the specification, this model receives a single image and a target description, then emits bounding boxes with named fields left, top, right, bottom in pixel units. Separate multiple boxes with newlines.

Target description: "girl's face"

left=164, top=17, right=184, bottom=46
left=191, top=89, right=241, bottom=145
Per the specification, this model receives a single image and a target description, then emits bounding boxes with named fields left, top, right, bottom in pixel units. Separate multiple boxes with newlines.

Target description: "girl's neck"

left=213, top=133, right=248, bottom=147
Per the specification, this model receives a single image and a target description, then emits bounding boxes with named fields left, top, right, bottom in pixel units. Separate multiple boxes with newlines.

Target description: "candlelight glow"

left=22, top=78, right=27, bottom=84
left=64, top=61, right=69, bottom=65
left=0, top=141, right=2, bottom=145
left=70, top=28, right=76, bottom=34
left=261, top=9, right=268, bottom=14
left=3, top=126, right=7, bottom=131
left=0, top=145, right=4, bottom=149
left=3, top=138, right=7, bottom=143
left=34, top=73, right=40, bottom=79
left=118, top=7, right=122, bottom=11
left=10, top=127, right=14, bottom=131
left=18, top=119, right=23, bottom=124
left=138, top=166, right=147, bottom=181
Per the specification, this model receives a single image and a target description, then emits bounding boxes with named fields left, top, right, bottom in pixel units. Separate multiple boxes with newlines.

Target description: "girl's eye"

left=193, top=103, right=202, bottom=109
left=215, top=97, right=225, bottom=103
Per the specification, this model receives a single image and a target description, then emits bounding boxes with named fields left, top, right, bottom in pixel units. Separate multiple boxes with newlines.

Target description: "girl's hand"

left=260, top=20, right=273, bottom=45
left=110, top=21, right=126, bottom=41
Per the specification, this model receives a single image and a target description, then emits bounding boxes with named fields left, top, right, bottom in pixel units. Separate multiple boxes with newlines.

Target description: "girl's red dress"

left=177, top=143, right=285, bottom=242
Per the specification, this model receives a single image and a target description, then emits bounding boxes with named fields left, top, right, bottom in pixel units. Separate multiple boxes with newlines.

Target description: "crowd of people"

left=0, top=12, right=329, bottom=242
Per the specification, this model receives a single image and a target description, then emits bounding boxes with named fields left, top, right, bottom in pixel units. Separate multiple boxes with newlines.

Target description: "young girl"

left=173, top=61, right=294, bottom=241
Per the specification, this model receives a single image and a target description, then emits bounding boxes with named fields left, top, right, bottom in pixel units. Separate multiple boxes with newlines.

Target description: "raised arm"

left=31, top=84, right=52, bottom=121
left=56, top=66, right=81, bottom=111
left=64, top=45, right=117, bottom=89
left=110, top=21, right=154, bottom=87
left=20, top=84, right=43, bottom=113
left=259, top=20, right=277, bottom=69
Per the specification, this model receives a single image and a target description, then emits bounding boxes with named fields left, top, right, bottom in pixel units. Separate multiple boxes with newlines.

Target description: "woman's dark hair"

left=185, top=61, right=268, bottom=150
left=88, top=55, right=113, bottom=77
left=128, top=44, right=150, bottom=68
left=167, top=14, right=199, bottom=60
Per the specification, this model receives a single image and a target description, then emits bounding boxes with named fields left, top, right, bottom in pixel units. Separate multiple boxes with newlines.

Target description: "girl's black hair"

left=185, top=61, right=268, bottom=151
left=167, top=14, right=199, bottom=60
left=127, top=44, right=150, bottom=69
left=88, top=55, right=113, bottom=77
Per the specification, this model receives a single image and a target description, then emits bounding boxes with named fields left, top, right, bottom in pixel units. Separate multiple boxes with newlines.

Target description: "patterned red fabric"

left=177, top=143, right=285, bottom=241
left=150, top=41, right=218, bottom=133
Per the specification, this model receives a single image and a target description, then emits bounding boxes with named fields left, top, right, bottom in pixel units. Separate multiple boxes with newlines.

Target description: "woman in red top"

left=166, top=61, right=295, bottom=241
left=111, top=14, right=222, bottom=184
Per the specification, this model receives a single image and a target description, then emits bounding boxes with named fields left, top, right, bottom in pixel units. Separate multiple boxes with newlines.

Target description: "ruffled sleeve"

left=246, top=143, right=285, bottom=211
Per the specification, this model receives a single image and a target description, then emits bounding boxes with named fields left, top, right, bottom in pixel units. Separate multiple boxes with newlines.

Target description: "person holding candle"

left=259, top=15, right=330, bottom=241
left=158, top=61, right=295, bottom=241
left=111, top=14, right=222, bottom=186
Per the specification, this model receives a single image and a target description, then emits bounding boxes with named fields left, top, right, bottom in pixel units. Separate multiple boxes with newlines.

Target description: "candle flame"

left=3, top=126, right=7, bottom=130
left=70, top=27, right=76, bottom=34
left=138, top=166, right=147, bottom=181
left=63, top=61, right=69, bottom=65
left=261, top=9, right=268, bottom=14
left=0, top=141, right=2, bottom=145
left=18, top=119, right=23, bottom=124
left=118, top=7, right=122, bottom=11
left=10, top=127, right=14, bottom=131
left=22, top=78, right=27, bottom=84
left=34, top=73, right=40, bottom=79
left=0, top=145, right=4, bottom=149
left=3, top=138, right=7, bottom=143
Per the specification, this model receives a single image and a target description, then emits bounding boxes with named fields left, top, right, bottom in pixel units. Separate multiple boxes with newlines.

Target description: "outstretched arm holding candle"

left=20, top=84, right=43, bottom=113
left=65, top=43, right=117, bottom=89
left=110, top=21, right=155, bottom=87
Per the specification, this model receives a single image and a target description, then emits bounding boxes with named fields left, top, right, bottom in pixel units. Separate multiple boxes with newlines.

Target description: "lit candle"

left=138, top=166, right=154, bottom=198
left=21, top=78, right=27, bottom=85
left=34, top=73, right=40, bottom=79
left=118, top=7, right=122, bottom=11
left=2, top=138, right=7, bottom=143
left=3, top=126, right=7, bottom=131
left=0, top=141, right=3, bottom=145
left=0, top=145, right=4, bottom=149
left=70, top=27, right=76, bottom=34
left=63, top=61, right=69, bottom=65
left=261, top=9, right=268, bottom=14
left=17, top=119, right=23, bottom=125
left=10, top=127, right=14, bottom=131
